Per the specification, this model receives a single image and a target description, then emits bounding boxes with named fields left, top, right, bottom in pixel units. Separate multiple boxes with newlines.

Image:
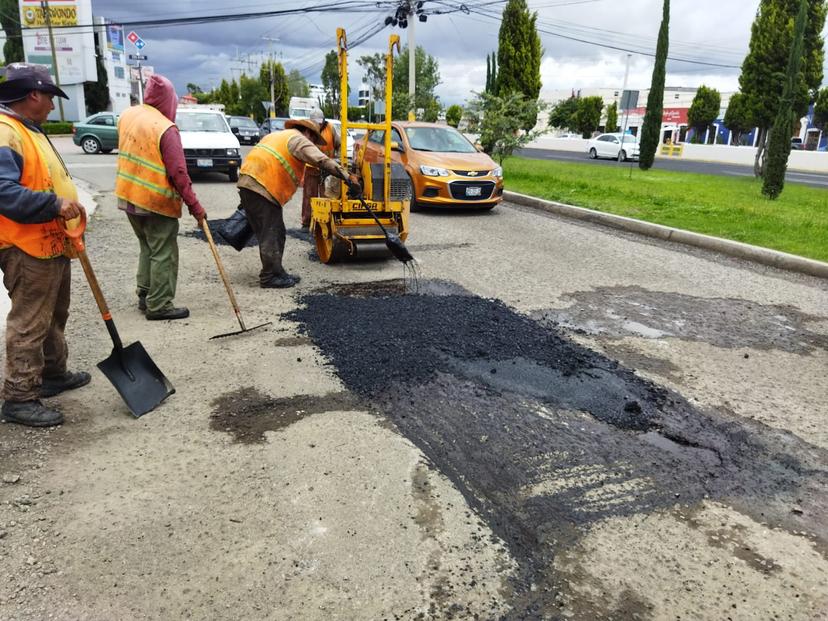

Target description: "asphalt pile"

left=285, top=280, right=828, bottom=618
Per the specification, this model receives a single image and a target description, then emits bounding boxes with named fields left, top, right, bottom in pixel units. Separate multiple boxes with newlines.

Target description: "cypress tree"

left=605, top=102, right=618, bottom=133
left=763, top=0, right=809, bottom=199
left=739, top=0, right=826, bottom=176
left=687, top=85, right=721, bottom=143
left=496, top=0, right=542, bottom=129
left=491, top=52, right=498, bottom=95
left=639, top=0, right=670, bottom=170
left=486, top=54, right=492, bottom=93
left=0, top=0, right=24, bottom=64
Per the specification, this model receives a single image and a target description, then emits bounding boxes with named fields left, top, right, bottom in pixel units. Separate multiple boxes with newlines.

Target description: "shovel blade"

left=97, top=341, right=175, bottom=418
left=384, top=233, right=415, bottom=263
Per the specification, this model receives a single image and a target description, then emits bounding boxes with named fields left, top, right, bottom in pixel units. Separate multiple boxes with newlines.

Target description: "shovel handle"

left=60, top=214, right=124, bottom=351
left=357, top=196, right=390, bottom=236
left=200, top=219, right=246, bottom=332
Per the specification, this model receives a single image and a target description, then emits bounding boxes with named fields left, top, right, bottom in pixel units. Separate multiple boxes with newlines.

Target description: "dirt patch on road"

left=210, top=387, right=363, bottom=443
left=285, top=280, right=828, bottom=618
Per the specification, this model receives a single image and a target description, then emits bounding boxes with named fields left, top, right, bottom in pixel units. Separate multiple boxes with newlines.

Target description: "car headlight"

left=227, top=148, right=239, bottom=156
left=420, top=165, right=450, bottom=177
left=491, top=166, right=503, bottom=178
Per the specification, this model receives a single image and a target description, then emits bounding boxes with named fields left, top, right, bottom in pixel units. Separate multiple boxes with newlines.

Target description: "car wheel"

left=228, top=167, right=239, bottom=182
left=588, top=147, right=598, bottom=159
left=81, top=136, right=101, bottom=154
left=618, top=150, right=627, bottom=162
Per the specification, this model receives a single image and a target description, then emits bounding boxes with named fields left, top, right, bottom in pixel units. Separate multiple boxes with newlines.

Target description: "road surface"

left=1, top=138, right=826, bottom=620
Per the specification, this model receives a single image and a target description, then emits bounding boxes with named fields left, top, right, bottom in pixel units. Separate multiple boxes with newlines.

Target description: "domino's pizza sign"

left=126, top=30, right=146, bottom=50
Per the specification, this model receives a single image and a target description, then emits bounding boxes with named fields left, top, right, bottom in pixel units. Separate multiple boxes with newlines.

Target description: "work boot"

left=1, top=400, right=64, bottom=427
left=40, top=370, right=92, bottom=398
left=138, top=295, right=147, bottom=312
left=146, top=307, right=190, bottom=320
left=261, top=274, right=298, bottom=289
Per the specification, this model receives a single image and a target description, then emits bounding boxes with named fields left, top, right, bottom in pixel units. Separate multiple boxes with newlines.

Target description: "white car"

left=587, top=133, right=640, bottom=161
left=327, top=119, right=355, bottom=160
left=176, top=106, right=242, bottom=181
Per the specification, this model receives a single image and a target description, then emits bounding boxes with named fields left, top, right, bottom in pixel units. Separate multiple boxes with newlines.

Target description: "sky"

left=88, top=0, right=828, bottom=106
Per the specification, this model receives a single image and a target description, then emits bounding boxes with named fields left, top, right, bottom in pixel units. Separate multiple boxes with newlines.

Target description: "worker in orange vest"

left=0, top=64, right=89, bottom=427
left=300, top=109, right=340, bottom=228
left=238, top=118, right=359, bottom=288
left=115, top=74, right=207, bottom=320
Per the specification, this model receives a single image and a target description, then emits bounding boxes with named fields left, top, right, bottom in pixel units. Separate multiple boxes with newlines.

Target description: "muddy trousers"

left=301, top=168, right=320, bottom=228
left=127, top=213, right=180, bottom=313
left=0, top=248, right=70, bottom=402
left=239, top=188, right=287, bottom=285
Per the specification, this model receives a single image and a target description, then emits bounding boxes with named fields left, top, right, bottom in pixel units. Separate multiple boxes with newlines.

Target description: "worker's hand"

left=347, top=174, right=362, bottom=196
left=58, top=198, right=85, bottom=221
left=189, top=204, right=207, bottom=224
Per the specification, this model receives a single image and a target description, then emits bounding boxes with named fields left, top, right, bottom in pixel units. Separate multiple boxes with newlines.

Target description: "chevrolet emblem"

left=467, top=171, right=479, bottom=177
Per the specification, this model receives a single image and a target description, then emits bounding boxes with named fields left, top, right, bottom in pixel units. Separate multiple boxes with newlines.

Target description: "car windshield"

left=404, top=126, right=477, bottom=153
left=176, top=113, right=228, bottom=133
left=230, top=117, right=258, bottom=128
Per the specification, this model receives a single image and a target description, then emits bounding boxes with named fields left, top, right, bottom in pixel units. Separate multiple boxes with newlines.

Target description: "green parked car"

left=73, top=112, right=118, bottom=154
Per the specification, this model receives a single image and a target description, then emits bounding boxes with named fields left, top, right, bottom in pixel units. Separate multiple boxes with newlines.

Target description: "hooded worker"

left=237, top=117, right=358, bottom=288
left=0, top=63, right=90, bottom=427
left=300, top=109, right=340, bottom=228
left=115, top=74, right=207, bottom=320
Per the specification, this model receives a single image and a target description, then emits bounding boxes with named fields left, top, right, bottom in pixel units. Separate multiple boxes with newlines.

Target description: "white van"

left=176, top=106, right=241, bottom=181
left=288, top=97, right=318, bottom=120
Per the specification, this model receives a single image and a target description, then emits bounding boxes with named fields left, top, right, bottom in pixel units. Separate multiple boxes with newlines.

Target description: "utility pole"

left=262, top=37, right=279, bottom=118
left=408, top=6, right=415, bottom=121
left=41, top=0, right=65, bottom=121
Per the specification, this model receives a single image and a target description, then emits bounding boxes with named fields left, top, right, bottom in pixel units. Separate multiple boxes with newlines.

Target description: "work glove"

left=346, top=174, right=362, bottom=197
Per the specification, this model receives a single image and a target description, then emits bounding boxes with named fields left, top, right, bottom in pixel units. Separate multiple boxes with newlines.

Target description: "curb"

left=504, top=190, right=828, bottom=280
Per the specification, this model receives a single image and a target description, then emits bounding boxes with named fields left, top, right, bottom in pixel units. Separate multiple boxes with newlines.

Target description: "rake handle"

left=201, top=219, right=246, bottom=332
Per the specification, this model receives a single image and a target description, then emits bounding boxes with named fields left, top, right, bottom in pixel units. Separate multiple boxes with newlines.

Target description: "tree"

left=491, top=52, right=498, bottom=95
left=724, top=92, right=753, bottom=145
left=486, top=54, right=492, bottom=93
left=358, top=45, right=441, bottom=121
left=468, top=91, right=547, bottom=163
left=573, top=96, right=603, bottom=138
left=321, top=50, right=343, bottom=117
left=687, top=85, right=721, bottom=143
left=547, top=96, right=579, bottom=131
left=814, top=87, right=828, bottom=129
left=605, top=102, right=619, bottom=133
left=639, top=0, right=670, bottom=170
left=287, top=69, right=310, bottom=98
left=83, top=43, right=109, bottom=114
left=259, top=60, right=289, bottom=116
left=0, top=0, right=24, bottom=64
left=446, top=104, right=463, bottom=127
left=763, top=0, right=810, bottom=199
left=496, top=0, right=542, bottom=129
left=738, top=0, right=826, bottom=175
left=186, top=83, right=204, bottom=95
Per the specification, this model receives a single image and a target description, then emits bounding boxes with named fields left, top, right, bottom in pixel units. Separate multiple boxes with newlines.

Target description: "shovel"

left=62, top=214, right=175, bottom=417
left=355, top=195, right=415, bottom=264
left=200, top=219, right=271, bottom=339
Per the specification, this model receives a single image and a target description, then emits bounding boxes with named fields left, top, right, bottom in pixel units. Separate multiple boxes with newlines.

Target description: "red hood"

left=144, top=74, right=177, bottom=122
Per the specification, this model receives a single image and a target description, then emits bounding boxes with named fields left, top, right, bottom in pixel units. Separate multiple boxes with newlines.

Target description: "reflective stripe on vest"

left=240, top=130, right=306, bottom=206
left=114, top=104, right=182, bottom=217
left=0, top=115, right=67, bottom=259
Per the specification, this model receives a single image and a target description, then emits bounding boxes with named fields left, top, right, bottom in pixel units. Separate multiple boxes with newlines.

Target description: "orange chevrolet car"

left=358, top=122, right=504, bottom=210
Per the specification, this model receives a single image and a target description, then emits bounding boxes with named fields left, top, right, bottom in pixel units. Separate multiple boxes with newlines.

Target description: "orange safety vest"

left=240, top=130, right=306, bottom=206
left=115, top=105, right=182, bottom=218
left=0, top=115, right=68, bottom=258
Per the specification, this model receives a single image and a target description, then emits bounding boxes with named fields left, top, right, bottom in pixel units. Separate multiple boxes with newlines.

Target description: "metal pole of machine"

left=407, top=7, right=415, bottom=121
left=41, top=0, right=65, bottom=121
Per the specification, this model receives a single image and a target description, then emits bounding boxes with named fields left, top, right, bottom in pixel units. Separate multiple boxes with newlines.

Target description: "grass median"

left=503, top=156, right=828, bottom=263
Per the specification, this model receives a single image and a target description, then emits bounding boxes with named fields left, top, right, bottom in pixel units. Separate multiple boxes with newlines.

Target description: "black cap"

left=0, top=63, right=70, bottom=104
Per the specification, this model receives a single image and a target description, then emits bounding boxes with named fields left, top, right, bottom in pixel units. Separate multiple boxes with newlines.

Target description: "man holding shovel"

left=0, top=64, right=89, bottom=427
left=238, top=118, right=358, bottom=288
left=115, top=74, right=207, bottom=320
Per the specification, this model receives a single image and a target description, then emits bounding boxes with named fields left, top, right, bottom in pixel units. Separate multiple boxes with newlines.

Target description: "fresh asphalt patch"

left=206, top=279, right=828, bottom=616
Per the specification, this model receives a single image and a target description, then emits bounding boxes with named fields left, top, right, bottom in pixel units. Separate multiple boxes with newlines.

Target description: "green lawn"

left=504, top=157, right=828, bottom=263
